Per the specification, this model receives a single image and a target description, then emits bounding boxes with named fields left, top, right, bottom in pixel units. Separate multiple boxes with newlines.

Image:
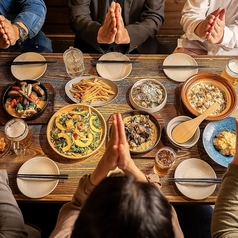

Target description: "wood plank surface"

left=0, top=53, right=237, bottom=204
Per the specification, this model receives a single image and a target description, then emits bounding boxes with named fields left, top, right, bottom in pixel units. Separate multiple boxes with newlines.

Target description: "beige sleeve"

left=49, top=174, right=95, bottom=238
left=211, top=164, right=238, bottom=238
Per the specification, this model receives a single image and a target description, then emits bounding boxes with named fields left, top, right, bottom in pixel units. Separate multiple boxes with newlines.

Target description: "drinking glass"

left=221, top=59, right=238, bottom=85
left=63, top=46, right=85, bottom=78
left=4, top=118, right=32, bottom=156
left=153, top=147, right=176, bottom=177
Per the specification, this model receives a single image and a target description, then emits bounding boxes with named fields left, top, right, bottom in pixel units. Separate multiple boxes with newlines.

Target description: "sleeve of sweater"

left=49, top=174, right=95, bottom=238
left=0, top=170, right=27, bottom=238
left=211, top=164, right=238, bottom=238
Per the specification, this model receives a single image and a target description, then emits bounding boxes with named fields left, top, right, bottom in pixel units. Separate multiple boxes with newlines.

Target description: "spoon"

left=172, top=102, right=220, bottom=143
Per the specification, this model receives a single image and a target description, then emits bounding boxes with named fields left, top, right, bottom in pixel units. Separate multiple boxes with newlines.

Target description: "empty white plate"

left=174, top=158, right=217, bottom=200
left=163, top=53, right=198, bottom=82
left=96, top=52, right=132, bottom=81
left=11, top=52, right=47, bottom=80
left=17, top=156, right=59, bottom=198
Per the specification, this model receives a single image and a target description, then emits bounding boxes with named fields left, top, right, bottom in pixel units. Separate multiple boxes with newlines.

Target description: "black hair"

left=71, top=175, right=174, bottom=238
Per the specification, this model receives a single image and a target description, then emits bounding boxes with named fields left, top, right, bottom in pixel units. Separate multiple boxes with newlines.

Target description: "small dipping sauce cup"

left=63, top=46, right=85, bottom=78
left=4, top=118, right=32, bottom=156
left=153, top=147, right=176, bottom=177
left=221, top=59, right=238, bottom=85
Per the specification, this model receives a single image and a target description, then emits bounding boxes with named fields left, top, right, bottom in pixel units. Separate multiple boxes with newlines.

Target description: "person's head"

left=71, top=175, right=174, bottom=238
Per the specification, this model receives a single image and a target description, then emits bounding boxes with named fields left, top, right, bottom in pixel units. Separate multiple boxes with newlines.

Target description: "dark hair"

left=71, top=175, right=174, bottom=238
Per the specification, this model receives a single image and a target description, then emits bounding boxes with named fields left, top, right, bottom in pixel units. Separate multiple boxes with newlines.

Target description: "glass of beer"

left=153, top=147, right=176, bottom=177
left=63, top=46, right=85, bottom=78
left=221, top=59, right=238, bottom=85
left=4, top=119, right=32, bottom=156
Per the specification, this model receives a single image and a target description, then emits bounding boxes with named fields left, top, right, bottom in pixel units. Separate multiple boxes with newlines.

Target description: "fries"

left=70, top=77, right=115, bottom=103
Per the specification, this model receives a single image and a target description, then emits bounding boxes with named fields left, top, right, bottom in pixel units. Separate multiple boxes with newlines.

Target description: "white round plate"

left=65, top=75, right=118, bottom=106
left=96, top=52, right=132, bottom=81
left=11, top=52, right=47, bottom=80
left=163, top=53, right=198, bottom=82
left=174, top=158, right=217, bottom=200
left=17, top=156, right=59, bottom=198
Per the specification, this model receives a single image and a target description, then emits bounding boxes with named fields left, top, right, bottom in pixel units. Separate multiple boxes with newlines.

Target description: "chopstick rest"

left=16, top=174, right=68, bottom=180
left=6, top=60, right=57, bottom=66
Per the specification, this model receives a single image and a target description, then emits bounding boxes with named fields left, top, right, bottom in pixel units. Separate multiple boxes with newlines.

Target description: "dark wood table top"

left=0, top=52, right=237, bottom=203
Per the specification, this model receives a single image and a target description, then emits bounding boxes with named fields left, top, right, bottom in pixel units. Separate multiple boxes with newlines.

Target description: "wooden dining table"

left=0, top=52, right=237, bottom=204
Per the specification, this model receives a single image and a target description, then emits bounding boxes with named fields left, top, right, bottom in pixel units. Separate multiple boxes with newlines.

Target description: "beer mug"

left=4, top=119, right=32, bottom=155
left=221, top=59, right=238, bottom=85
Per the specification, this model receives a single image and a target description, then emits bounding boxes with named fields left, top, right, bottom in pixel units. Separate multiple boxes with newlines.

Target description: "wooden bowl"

left=46, top=104, right=106, bottom=159
left=181, top=72, right=237, bottom=121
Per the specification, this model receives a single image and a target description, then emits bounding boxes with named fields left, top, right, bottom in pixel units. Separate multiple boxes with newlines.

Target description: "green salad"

left=50, top=106, right=103, bottom=156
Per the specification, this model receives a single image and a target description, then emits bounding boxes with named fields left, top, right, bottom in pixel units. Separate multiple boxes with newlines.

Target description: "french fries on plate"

left=70, top=77, right=115, bottom=103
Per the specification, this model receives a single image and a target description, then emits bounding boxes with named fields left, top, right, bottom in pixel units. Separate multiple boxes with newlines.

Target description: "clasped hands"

left=90, top=113, right=146, bottom=186
left=97, top=2, right=130, bottom=45
left=195, top=7, right=226, bottom=44
left=0, top=15, right=20, bottom=49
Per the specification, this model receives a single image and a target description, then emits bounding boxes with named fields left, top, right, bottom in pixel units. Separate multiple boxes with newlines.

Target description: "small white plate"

left=174, top=158, right=217, bottom=200
left=65, top=75, right=118, bottom=106
left=11, top=52, right=47, bottom=80
left=17, top=156, right=59, bottom=198
left=96, top=52, right=132, bottom=81
left=163, top=53, right=198, bottom=82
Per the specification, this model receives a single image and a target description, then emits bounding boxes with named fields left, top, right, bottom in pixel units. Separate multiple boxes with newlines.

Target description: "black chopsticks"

left=6, top=60, right=57, bottom=66
left=91, top=59, right=134, bottom=65
left=16, top=174, right=68, bottom=180
left=165, top=178, right=222, bottom=184
left=158, top=65, right=208, bottom=70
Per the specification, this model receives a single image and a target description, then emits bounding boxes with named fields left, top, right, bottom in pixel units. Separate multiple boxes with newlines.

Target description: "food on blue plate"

left=69, top=77, right=115, bottom=103
left=188, top=82, right=226, bottom=115
left=131, top=81, right=165, bottom=108
left=123, top=114, right=158, bottom=153
left=213, top=131, right=236, bottom=156
left=4, top=81, right=47, bottom=118
left=50, top=106, right=104, bottom=157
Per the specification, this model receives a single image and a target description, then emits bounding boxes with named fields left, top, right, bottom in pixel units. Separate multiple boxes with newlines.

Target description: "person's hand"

left=230, top=119, right=238, bottom=166
left=114, top=3, right=130, bottom=44
left=0, top=16, right=11, bottom=48
left=0, top=15, right=20, bottom=48
left=194, top=7, right=226, bottom=44
left=97, top=2, right=117, bottom=44
left=116, top=113, right=147, bottom=182
left=206, top=8, right=226, bottom=44
left=90, top=114, right=120, bottom=185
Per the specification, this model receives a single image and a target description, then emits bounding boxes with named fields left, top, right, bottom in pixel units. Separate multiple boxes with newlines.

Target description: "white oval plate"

left=65, top=75, right=118, bottom=106
left=174, top=158, right=217, bottom=200
left=11, top=52, right=47, bottom=80
left=163, top=53, right=198, bottom=82
left=17, top=156, right=59, bottom=198
left=96, top=52, right=132, bottom=81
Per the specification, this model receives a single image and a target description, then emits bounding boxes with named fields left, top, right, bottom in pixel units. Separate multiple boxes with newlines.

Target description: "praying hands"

left=97, top=2, right=130, bottom=45
left=0, top=15, right=21, bottom=49
left=195, top=7, right=226, bottom=44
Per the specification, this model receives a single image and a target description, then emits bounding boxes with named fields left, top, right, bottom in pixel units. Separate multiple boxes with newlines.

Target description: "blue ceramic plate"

left=203, top=117, right=236, bottom=167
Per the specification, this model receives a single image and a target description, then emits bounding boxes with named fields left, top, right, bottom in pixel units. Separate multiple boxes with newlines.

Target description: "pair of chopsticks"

left=165, top=177, right=222, bottom=184
left=16, top=174, right=68, bottom=180
left=6, top=60, right=57, bottom=66
left=91, top=59, right=134, bottom=65
left=158, top=65, right=208, bottom=70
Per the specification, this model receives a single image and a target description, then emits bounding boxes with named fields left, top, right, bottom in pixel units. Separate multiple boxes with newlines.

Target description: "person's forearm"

left=0, top=170, right=27, bottom=237
left=211, top=164, right=238, bottom=237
